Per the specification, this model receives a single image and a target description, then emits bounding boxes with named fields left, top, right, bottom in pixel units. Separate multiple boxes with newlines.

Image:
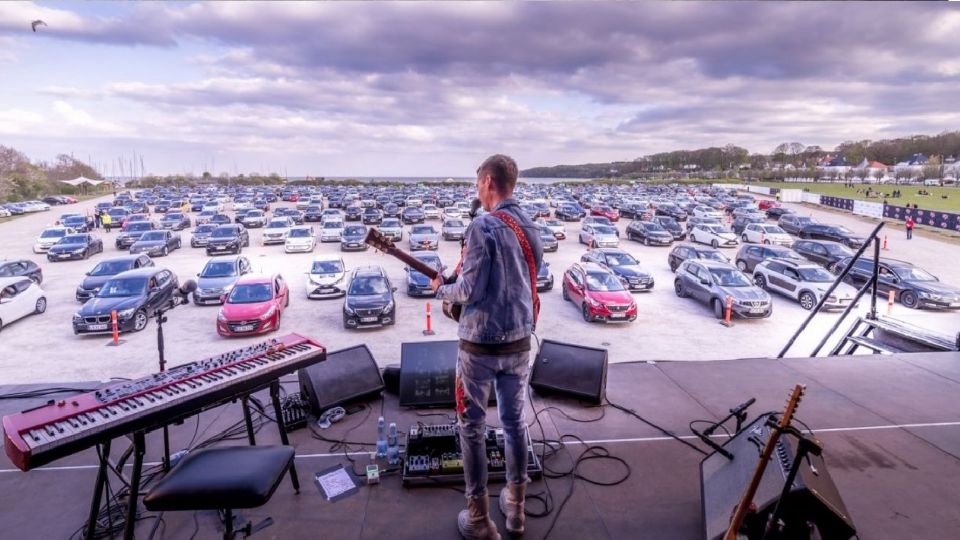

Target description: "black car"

left=536, top=262, right=554, bottom=291
left=206, top=224, right=250, bottom=256
left=130, top=230, right=182, bottom=257
left=73, top=267, right=179, bottom=334
left=798, top=224, right=865, bottom=249
left=340, top=225, right=368, bottom=251
left=383, top=203, right=401, bottom=218
left=61, top=215, right=91, bottom=232
left=619, top=203, right=652, bottom=220
left=116, top=221, right=158, bottom=250
left=76, top=254, right=154, bottom=302
left=210, top=214, right=232, bottom=226
left=667, top=243, right=730, bottom=272
left=834, top=257, right=960, bottom=310
left=405, top=252, right=443, bottom=297
left=401, top=206, right=425, bottom=224
left=343, top=266, right=396, bottom=328
left=554, top=204, right=585, bottom=222
left=344, top=205, right=363, bottom=221
left=733, top=244, right=804, bottom=273
left=651, top=216, right=685, bottom=240
left=791, top=239, right=853, bottom=269
left=0, top=259, right=43, bottom=284
left=625, top=220, right=674, bottom=246
left=765, top=207, right=794, bottom=220
left=362, top=207, right=384, bottom=225
left=581, top=248, right=655, bottom=292
left=154, top=200, right=173, bottom=213
left=655, top=203, right=688, bottom=222
left=160, top=212, right=191, bottom=231
left=303, top=206, right=324, bottom=222
left=48, top=234, right=104, bottom=261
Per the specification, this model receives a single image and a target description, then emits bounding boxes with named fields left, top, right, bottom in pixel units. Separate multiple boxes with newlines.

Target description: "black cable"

left=606, top=398, right=709, bottom=456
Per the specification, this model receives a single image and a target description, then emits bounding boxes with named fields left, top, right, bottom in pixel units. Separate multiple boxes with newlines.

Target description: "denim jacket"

left=435, top=198, right=544, bottom=344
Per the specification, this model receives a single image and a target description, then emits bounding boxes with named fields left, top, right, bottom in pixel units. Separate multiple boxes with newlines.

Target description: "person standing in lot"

left=94, top=209, right=102, bottom=230
left=102, top=212, right=112, bottom=233
left=431, top=154, right=543, bottom=540
left=906, top=216, right=915, bottom=240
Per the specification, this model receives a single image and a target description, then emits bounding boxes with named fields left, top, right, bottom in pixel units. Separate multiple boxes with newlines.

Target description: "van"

left=923, top=179, right=941, bottom=186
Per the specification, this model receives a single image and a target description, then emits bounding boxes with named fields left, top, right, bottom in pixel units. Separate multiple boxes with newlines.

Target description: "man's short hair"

left=478, top=154, right=518, bottom=196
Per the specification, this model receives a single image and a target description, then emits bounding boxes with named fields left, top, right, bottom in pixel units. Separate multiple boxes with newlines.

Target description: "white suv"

left=753, top=258, right=857, bottom=310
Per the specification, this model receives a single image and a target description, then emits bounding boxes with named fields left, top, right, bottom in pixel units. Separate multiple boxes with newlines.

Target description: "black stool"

left=144, top=446, right=295, bottom=539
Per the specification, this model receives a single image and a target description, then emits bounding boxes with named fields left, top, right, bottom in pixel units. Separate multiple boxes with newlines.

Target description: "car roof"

left=592, top=248, right=626, bottom=255
left=113, top=267, right=165, bottom=279
left=353, top=265, right=386, bottom=277
left=205, top=255, right=242, bottom=265
left=101, top=254, right=145, bottom=263
left=696, top=259, right=736, bottom=269
left=578, top=261, right=611, bottom=273
left=234, top=273, right=274, bottom=285
left=764, top=257, right=818, bottom=269
left=312, top=254, right=344, bottom=262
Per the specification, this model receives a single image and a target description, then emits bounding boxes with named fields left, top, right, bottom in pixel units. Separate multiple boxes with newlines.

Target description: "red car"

left=758, top=199, right=780, bottom=210
left=590, top=205, right=620, bottom=222
left=217, top=273, right=290, bottom=336
left=561, top=262, right=637, bottom=323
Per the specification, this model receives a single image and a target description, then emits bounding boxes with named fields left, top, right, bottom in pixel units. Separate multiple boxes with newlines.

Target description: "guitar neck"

left=383, top=247, right=440, bottom=280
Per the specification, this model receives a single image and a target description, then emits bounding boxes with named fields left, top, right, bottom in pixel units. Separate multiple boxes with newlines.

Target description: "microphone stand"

left=152, top=283, right=195, bottom=471
left=693, top=397, right=755, bottom=460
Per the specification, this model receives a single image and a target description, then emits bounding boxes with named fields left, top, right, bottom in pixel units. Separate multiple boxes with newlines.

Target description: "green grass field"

left=753, top=182, right=960, bottom=213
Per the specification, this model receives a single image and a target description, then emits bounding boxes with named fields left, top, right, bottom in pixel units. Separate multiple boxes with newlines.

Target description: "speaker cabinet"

left=399, top=341, right=496, bottom=408
left=298, top=344, right=383, bottom=415
left=700, top=414, right=856, bottom=540
left=529, top=339, right=607, bottom=404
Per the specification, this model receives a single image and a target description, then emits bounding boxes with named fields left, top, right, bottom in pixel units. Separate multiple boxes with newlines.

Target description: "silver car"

left=441, top=218, right=467, bottom=241
left=409, top=224, right=440, bottom=251
left=320, top=220, right=345, bottom=242
left=262, top=217, right=295, bottom=245
left=379, top=218, right=404, bottom=241
left=754, top=258, right=857, bottom=311
left=579, top=224, right=619, bottom=248
left=674, top=259, right=772, bottom=319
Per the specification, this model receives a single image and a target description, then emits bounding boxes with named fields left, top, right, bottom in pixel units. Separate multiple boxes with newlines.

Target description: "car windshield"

left=823, top=243, right=852, bottom=255
left=194, top=225, right=215, bottom=234
left=709, top=268, right=752, bottom=287
left=126, top=223, right=152, bottom=232
left=344, top=226, right=365, bottom=235
left=831, top=226, right=854, bottom=235
left=411, top=256, right=441, bottom=271
left=797, top=267, right=834, bottom=282
left=267, top=221, right=288, bottom=228
left=311, top=261, right=343, bottom=274
left=349, top=276, right=389, bottom=295
left=645, top=223, right=666, bottom=232
left=288, top=228, right=311, bottom=238
left=164, top=213, right=183, bottom=220
left=605, top=253, right=638, bottom=266
left=770, top=248, right=801, bottom=259
left=139, top=232, right=166, bottom=241
left=324, top=221, right=343, bottom=229
left=897, top=267, right=937, bottom=281
left=593, top=225, right=617, bottom=235
left=658, top=217, right=678, bottom=226
left=411, top=226, right=435, bottom=234
left=210, top=227, right=236, bottom=238
left=699, top=250, right=729, bottom=263
left=41, top=229, right=67, bottom=238
left=59, top=235, right=87, bottom=244
left=89, top=260, right=134, bottom=276
left=98, top=277, right=147, bottom=298
left=445, top=220, right=464, bottom=228
left=585, top=272, right=625, bottom=292
left=762, top=226, right=785, bottom=234
left=246, top=211, right=263, bottom=217
left=201, top=261, right=237, bottom=278
left=707, top=226, right=728, bottom=234
left=228, top=283, right=273, bottom=303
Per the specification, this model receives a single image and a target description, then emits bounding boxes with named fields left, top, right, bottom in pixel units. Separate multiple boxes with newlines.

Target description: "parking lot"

left=0, top=190, right=957, bottom=385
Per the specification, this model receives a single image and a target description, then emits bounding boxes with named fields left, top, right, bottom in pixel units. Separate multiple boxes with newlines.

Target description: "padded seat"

left=144, top=445, right=295, bottom=512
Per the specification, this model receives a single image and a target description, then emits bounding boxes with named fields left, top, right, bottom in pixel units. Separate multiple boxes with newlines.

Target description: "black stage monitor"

left=399, top=340, right=459, bottom=408
left=530, top=339, right=607, bottom=404
left=298, top=344, right=384, bottom=415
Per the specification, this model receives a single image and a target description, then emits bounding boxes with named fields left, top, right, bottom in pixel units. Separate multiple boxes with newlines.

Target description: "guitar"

left=723, top=384, right=806, bottom=540
left=364, top=228, right=463, bottom=321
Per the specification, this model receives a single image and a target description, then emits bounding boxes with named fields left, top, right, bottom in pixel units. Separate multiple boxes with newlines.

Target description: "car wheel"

left=741, top=234, right=748, bottom=243
left=900, top=291, right=919, bottom=309
left=711, top=239, right=719, bottom=248
left=162, top=247, right=168, bottom=257
left=690, top=234, right=696, bottom=244
left=133, top=310, right=148, bottom=332
left=34, top=297, right=47, bottom=314
left=712, top=298, right=725, bottom=319
left=799, top=291, right=817, bottom=311
left=754, top=274, right=767, bottom=290
left=736, top=260, right=748, bottom=272
left=669, top=261, right=678, bottom=272
left=674, top=280, right=687, bottom=298
left=763, top=240, right=771, bottom=245
left=581, top=303, right=594, bottom=323
left=562, top=284, right=570, bottom=301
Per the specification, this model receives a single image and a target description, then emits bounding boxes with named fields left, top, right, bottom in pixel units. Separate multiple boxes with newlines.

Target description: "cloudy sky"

left=1, top=2, right=957, bottom=176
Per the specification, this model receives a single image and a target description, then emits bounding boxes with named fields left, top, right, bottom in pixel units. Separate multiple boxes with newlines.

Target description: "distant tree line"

left=0, top=145, right=104, bottom=202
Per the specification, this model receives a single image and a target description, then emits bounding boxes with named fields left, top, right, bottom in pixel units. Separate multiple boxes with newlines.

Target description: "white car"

left=0, top=277, right=46, bottom=333
left=305, top=255, right=347, bottom=298
left=754, top=258, right=858, bottom=311
left=0, top=207, right=11, bottom=218
left=320, top=220, right=345, bottom=242
left=536, top=217, right=567, bottom=239
left=234, top=200, right=253, bottom=212
left=202, top=202, right=223, bottom=214
left=406, top=198, right=423, bottom=208
left=262, top=217, right=295, bottom=245
left=741, top=224, right=793, bottom=246
left=34, top=226, right=76, bottom=253
left=579, top=224, right=619, bottom=248
left=692, top=205, right=724, bottom=220
left=422, top=204, right=441, bottom=220
left=442, top=207, right=461, bottom=219
left=379, top=218, right=404, bottom=241
left=321, top=209, right=344, bottom=223
left=285, top=226, right=317, bottom=253
left=689, top=224, right=739, bottom=248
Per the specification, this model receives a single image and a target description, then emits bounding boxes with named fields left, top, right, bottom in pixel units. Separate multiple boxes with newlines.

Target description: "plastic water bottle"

left=386, top=422, right=399, bottom=466
left=376, top=416, right=388, bottom=458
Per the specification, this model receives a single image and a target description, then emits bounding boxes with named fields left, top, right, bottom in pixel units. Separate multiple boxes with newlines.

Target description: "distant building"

left=816, top=154, right=852, bottom=175
left=894, top=153, right=929, bottom=177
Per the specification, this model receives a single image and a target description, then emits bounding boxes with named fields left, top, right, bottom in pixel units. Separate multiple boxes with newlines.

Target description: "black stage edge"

left=2, top=352, right=960, bottom=539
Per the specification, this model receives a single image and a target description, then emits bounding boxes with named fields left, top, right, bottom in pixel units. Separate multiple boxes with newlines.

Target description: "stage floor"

left=3, top=352, right=960, bottom=540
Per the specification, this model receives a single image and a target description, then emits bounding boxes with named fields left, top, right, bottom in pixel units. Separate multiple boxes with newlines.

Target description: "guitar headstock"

left=777, top=384, right=806, bottom=429
left=365, top=228, right=395, bottom=253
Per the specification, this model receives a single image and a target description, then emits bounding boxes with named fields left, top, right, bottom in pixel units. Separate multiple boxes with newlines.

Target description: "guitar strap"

left=490, top=211, right=540, bottom=326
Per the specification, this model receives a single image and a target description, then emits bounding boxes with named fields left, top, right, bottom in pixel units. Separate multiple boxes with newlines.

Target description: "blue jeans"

left=456, top=349, right=531, bottom=499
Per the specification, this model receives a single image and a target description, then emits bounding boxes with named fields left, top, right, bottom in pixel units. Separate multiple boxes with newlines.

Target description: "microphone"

left=730, top=397, right=756, bottom=417
left=469, top=198, right=481, bottom=219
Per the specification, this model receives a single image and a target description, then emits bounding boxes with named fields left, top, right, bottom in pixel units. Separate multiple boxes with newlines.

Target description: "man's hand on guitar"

left=430, top=274, right=444, bottom=293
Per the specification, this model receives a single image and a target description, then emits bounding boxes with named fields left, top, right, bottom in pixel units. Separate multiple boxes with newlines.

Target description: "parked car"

left=275, top=207, right=304, bottom=224
left=733, top=244, right=805, bottom=273
left=340, top=224, right=369, bottom=251
left=285, top=226, right=317, bottom=253
left=590, top=205, right=620, bottom=222
left=306, top=255, right=348, bottom=299
left=61, top=214, right=91, bottom=233
left=240, top=209, right=268, bottom=228
left=404, top=252, right=444, bottom=297
left=797, top=224, right=866, bottom=249
left=442, top=206, right=461, bottom=220
left=320, top=219, right=345, bottom=243
left=421, top=204, right=441, bottom=220
left=579, top=224, right=619, bottom=248
left=778, top=214, right=818, bottom=235
left=206, top=224, right=250, bottom=256
left=76, top=255, right=154, bottom=302
left=538, top=225, right=559, bottom=252
left=343, top=266, right=396, bottom=328
left=692, top=205, right=724, bottom=220
left=441, top=218, right=467, bottom=242
left=741, top=223, right=793, bottom=246
left=33, top=226, right=75, bottom=253
left=580, top=248, right=654, bottom=292
left=260, top=217, right=294, bottom=246
left=160, top=212, right=191, bottom=231
left=0, top=277, right=47, bottom=333
left=833, top=257, right=960, bottom=309
left=791, top=239, right=853, bottom=269
left=401, top=206, right=425, bottom=224
left=73, top=267, right=178, bottom=334
left=48, top=233, right=104, bottom=261
left=651, top=216, right=685, bottom=241
left=754, top=258, right=857, bottom=311
left=129, top=230, right=182, bottom=257
left=195, top=210, right=217, bottom=225
left=732, top=214, right=767, bottom=235
left=765, top=207, right=794, bottom=220
left=625, top=220, right=674, bottom=246
left=116, top=221, right=159, bottom=250
left=537, top=262, right=554, bottom=292
left=190, top=224, right=218, bottom=248
left=656, top=203, right=688, bottom=221
left=674, top=259, right=772, bottom=319
left=561, top=262, right=637, bottom=323
left=362, top=207, right=384, bottom=225
left=667, top=243, right=730, bottom=272
left=536, top=217, right=567, bottom=240
left=689, top=223, right=738, bottom=249
left=217, top=273, right=289, bottom=336
left=194, top=256, right=252, bottom=305
left=0, top=259, right=43, bottom=284
left=344, top=204, right=363, bottom=221
left=379, top=218, right=404, bottom=242
left=409, top=224, right=440, bottom=251
left=555, top=203, right=585, bottom=222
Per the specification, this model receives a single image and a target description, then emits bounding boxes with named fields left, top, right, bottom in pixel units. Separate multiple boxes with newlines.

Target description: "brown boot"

left=458, top=495, right=501, bottom=540
left=499, top=483, right=526, bottom=535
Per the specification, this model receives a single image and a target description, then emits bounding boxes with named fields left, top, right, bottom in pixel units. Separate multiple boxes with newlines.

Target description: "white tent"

left=60, top=176, right=107, bottom=187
